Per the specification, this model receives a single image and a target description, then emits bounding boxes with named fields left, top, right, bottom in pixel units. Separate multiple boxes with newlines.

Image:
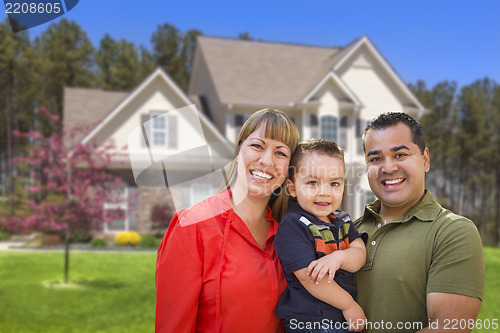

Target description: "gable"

left=81, top=69, right=190, bottom=147
left=65, top=68, right=231, bottom=172
left=334, top=37, right=425, bottom=118
left=304, top=71, right=362, bottom=109
left=86, top=75, right=188, bottom=149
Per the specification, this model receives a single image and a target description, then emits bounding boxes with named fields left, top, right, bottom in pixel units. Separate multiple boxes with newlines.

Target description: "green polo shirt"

left=354, top=190, right=484, bottom=333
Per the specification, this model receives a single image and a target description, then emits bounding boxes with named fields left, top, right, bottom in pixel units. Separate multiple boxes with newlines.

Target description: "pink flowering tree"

left=6, top=107, right=124, bottom=283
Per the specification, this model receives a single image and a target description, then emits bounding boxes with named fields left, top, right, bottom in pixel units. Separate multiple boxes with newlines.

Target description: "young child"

left=275, top=139, right=367, bottom=333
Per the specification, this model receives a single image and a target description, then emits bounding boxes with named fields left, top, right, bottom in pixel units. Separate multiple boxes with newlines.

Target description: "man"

left=355, top=112, right=484, bottom=333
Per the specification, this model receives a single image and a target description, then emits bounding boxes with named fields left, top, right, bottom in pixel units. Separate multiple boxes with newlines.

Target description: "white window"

left=321, top=115, right=338, bottom=142
left=190, top=184, right=215, bottom=206
left=104, top=187, right=128, bottom=232
left=151, top=112, right=167, bottom=147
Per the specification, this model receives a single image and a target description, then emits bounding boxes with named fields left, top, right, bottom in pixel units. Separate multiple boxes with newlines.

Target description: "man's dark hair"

left=362, top=112, right=426, bottom=154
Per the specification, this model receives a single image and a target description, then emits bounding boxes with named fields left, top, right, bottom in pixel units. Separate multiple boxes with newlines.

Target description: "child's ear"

left=286, top=179, right=296, bottom=198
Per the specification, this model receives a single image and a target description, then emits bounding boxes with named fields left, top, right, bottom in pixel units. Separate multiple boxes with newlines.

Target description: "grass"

left=0, top=251, right=156, bottom=333
left=0, top=247, right=498, bottom=332
left=476, top=246, right=500, bottom=332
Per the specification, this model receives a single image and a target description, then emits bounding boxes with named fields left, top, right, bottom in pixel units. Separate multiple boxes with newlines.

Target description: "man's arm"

left=417, top=293, right=482, bottom=333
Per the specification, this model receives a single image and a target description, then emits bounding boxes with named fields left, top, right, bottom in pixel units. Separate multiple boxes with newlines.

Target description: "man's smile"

left=381, top=178, right=405, bottom=186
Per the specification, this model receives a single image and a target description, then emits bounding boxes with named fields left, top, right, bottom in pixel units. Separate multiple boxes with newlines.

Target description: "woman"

left=155, top=108, right=300, bottom=333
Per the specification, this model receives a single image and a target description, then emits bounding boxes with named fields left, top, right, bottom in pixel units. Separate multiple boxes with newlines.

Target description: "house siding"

left=94, top=77, right=186, bottom=152
left=189, top=53, right=227, bottom=136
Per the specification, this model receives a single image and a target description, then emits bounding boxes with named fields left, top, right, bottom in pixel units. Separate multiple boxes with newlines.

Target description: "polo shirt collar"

left=286, top=200, right=345, bottom=228
left=363, top=189, right=441, bottom=224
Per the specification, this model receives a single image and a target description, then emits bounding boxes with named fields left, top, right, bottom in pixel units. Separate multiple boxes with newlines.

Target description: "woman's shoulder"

left=176, top=190, right=232, bottom=228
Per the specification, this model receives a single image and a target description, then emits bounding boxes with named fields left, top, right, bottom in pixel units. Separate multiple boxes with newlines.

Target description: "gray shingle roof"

left=195, top=36, right=352, bottom=105
left=63, top=87, right=128, bottom=143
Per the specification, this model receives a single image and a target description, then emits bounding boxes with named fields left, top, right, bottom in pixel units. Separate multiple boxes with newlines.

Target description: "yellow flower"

left=115, top=231, right=141, bottom=246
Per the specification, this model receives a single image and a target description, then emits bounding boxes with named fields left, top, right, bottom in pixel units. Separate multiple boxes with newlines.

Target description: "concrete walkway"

left=0, top=240, right=157, bottom=252
left=0, top=241, right=27, bottom=251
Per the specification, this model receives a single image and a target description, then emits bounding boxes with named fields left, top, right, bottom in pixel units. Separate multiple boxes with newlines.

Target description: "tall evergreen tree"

left=34, top=18, right=95, bottom=118
left=414, top=81, right=458, bottom=202
left=238, top=31, right=253, bottom=40
left=95, top=34, right=117, bottom=90
left=455, top=78, right=496, bottom=234
left=180, top=29, right=202, bottom=88
left=491, top=84, right=500, bottom=245
left=152, top=23, right=182, bottom=83
left=96, top=34, right=141, bottom=91
left=151, top=23, right=202, bottom=91
left=0, top=19, right=35, bottom=214
left=138, top=45, right=156, bottom=83
left=410, top=78, right=500, bottom=244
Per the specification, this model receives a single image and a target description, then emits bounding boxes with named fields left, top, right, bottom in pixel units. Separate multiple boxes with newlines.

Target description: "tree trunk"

left=6, top=89, right=14, bottom=215
left=470, top=180, right=479, bottom=229
left=64, top=232, right=70, bottom=284
left=495, top=169, right=500, bottom=246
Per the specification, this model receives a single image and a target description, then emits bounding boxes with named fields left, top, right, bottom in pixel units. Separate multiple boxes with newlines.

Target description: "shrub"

left=0, top=231, right=11, bottom=241
left=140, top=235, right=161, bottom=248
left=115, top=231, right=141, bottom=246
left=69, top=230, right=93, bottom=243
left=41, top=234, right=62, bottom=246
left=90, top=237, right=107, bottom=247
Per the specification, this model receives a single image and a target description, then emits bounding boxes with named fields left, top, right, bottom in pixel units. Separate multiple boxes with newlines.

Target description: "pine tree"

left=33, top=19, right=95, bottom=117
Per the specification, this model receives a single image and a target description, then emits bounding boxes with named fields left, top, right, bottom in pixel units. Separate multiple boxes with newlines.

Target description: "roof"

left=193, top=35, right=426, bottom=113
left=63, top=87, right=128, bottom=143
left=67, top=68, right=231, bottom=153
left=195, top=36, right=345, bottom=105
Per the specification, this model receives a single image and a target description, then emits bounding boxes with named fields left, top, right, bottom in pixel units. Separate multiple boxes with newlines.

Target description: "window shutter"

left=357, top=119, right=364, bottom=155
left=141, top=114, right=151, bottom=148
left=168, top=115, right=178, bottom=149
left=235, top=115, right=245, bottom=127
left=310, top=114, right=319, bottom=138
left=339, top=116, right=348, bottom=150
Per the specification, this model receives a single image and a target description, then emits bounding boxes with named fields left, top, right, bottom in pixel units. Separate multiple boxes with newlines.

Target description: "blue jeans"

left=283, top=319, right=350, bottom=333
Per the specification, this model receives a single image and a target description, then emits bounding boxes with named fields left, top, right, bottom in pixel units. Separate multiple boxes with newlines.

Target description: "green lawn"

left=0, top=251, right=156, bottom=333
left=0, top=247, right=498, bottom=333
left=476, top=246, right=500, bottom=332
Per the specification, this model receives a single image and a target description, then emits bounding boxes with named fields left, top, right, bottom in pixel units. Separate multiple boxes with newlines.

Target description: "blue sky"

left=2, top=0, right=499, bottom=89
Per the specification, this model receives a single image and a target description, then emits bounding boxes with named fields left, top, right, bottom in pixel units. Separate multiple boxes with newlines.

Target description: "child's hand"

left=306, top=251, right=343, bottom=284
left=342, top=302, right=366, bottom=332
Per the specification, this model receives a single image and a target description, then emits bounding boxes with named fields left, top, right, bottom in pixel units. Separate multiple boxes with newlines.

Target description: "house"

left=64, top=69, right=234, bottom=234
left=63, top=35, right=425, bottom=234
left=188, top=35, right=426, bottom=218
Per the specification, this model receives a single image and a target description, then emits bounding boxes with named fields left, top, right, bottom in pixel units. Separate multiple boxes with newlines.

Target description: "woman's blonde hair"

left=218, top=108, right=299, bottom=221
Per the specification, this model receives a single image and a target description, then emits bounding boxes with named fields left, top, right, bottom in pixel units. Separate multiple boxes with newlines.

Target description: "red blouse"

left=155, top=190, right=286, bottom=333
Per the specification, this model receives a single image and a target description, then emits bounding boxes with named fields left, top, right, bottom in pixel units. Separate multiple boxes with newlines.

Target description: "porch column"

left=301, top=108, right=310, bottom=139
